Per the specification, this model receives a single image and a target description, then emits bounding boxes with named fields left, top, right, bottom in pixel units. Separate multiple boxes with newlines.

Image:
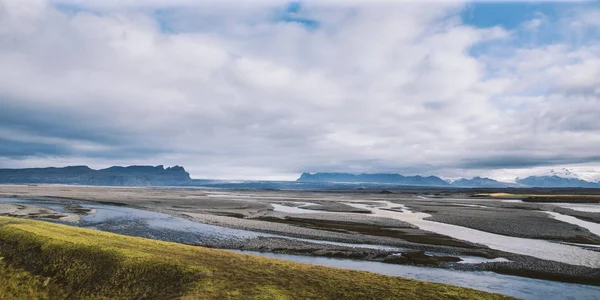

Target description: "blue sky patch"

left=277, top=1, right=319, bottom=30
left=462, top=1, right=600, bottom=30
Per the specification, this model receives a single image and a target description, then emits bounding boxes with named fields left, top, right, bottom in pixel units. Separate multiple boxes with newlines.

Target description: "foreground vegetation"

left=0, top=216, right=512, bottom=299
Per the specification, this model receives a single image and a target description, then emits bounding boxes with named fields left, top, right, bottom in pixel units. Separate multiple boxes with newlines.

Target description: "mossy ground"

left=0, top=216, right=513, bottom=299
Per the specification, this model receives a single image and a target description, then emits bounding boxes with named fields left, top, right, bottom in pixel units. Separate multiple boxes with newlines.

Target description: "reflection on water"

left=233, top=251, right=600, bottom=300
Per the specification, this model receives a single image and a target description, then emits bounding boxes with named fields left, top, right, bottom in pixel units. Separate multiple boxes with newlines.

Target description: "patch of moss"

left=0, top=217, right=513, bottom=299
left=0, top=259, right=66, bottom=300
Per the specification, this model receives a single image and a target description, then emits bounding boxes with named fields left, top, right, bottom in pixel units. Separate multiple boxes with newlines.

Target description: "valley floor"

left=0, top=185, right=599, bottom=298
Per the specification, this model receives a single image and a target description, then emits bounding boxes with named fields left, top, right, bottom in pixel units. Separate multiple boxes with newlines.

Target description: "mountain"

left=516, top=175, right=600, bottom=188
left=3, top=166, right=600, bottom=189
left=297, top=172, right=600, bottom=188
left=0, top=165, right=191, bottom=186
left=547, top=168, right=574, bottom=178
left=297, top=172, right=449, bottom=186
left=450, top=177, right=514, bottom=188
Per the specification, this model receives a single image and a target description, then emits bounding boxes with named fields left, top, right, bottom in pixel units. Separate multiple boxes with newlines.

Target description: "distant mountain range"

left=515, top=175, right=600, bottom=188
left=0, top=165, right=191, bottom=186
left=297, top=172, right=600, bottom=188
left=450, top=176, right=517, bottom=188
left=297, top=172, right=511, bottom=187
left=1, top=165, right=599, bottom=188
left=296, top=172, right=449, bottom=186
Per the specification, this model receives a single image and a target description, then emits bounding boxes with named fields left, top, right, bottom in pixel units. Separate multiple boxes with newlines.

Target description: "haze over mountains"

left=0, top=165, right=599, bottom=188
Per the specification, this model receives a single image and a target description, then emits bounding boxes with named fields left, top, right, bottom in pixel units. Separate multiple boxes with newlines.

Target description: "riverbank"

left=0, top=185, right=599, bottom=288
left=0, top=216, right=511, bottom=299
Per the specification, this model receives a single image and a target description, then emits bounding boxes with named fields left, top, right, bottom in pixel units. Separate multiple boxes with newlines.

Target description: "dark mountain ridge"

left=1, top=166, right=599, bottom=188
left=450, top=176, right=515, bottom=188
left=297, top=172, right=449, bottom=186
left=0, top=165, right=191, bottom=186
left=297, top=172, right=600, bottom=188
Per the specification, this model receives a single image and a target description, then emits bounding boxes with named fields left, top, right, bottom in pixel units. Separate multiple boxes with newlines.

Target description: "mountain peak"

left=296, top=172, right=447, bottom=186
left=516, top=173, right=599, bottom=188
left=450, top=176, right=512, bottom=188
left=545, top=168, right=580, bottom=179
left=0, top=165, right=191, bottom=186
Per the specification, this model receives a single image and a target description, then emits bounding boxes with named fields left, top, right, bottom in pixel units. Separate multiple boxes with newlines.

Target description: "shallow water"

left=273, top=198, right=600, bottom=267
left=553, top=203, right=600, bottom=213
left=0, top=198, right=271, bottom=245
left=271, top=203, right=319, bottom=214
left=81, top=203, right=270, bottom=242
left=233, top=251, right=600, bottom=300
left=346, top=201, right=600, bottom=268
left=424, top=251, right=510, bottom=264
left=546, top=212, right=600, bottom=237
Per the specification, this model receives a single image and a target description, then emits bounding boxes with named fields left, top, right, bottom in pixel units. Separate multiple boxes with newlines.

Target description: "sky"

left=1, top=0, right=600, bottom=182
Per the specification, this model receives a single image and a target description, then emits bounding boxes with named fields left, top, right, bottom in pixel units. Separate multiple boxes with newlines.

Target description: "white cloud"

left=522, top=12, right=547, bottom=31
left=0, top=0, right=599, bottom=180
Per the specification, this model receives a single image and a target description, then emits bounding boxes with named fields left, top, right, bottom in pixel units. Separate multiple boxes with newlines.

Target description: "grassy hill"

left=0, top=216, right=512, bottom=299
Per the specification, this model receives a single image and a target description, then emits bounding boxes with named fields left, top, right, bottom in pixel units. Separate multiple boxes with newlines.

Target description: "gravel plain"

left=0, top=184, right=599, bottom=285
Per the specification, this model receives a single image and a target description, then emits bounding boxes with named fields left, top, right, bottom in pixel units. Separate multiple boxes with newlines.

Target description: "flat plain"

left=0, top=184, right=599, bottom=299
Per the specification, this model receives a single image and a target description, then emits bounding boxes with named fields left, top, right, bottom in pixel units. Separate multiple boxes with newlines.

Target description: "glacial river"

left=345, top=201, right=600, bottom=268
left=1, top=197, right=599, bottom=300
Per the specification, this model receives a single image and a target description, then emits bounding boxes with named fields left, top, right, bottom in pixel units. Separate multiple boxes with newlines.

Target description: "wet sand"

left=0, top=201, right=81, bottom=222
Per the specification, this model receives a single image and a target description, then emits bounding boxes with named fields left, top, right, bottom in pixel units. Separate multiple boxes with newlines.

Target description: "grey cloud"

left=1, top=0, right=599, bottom=179
left=459, top=156, right=600, bottom=170
left=0, top=139, right=70, bottom=158
left=0, top=98, right=124, bottom=145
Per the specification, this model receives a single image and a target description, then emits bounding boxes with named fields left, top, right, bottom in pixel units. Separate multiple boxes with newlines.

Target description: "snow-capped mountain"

left=516, top=168, right=600, bottom=188
left=544, top=168, right=581, bottom=179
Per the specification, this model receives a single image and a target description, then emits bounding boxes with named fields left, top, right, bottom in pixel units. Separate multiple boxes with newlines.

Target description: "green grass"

left=0, top=217, right=513, bottom=300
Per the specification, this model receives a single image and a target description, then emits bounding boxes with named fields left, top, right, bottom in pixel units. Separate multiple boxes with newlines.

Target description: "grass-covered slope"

left=0, top=217, right=512, bottom=300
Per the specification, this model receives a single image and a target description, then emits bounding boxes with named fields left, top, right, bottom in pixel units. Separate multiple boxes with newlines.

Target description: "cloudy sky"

left=1, top=0, right=600, bottom=181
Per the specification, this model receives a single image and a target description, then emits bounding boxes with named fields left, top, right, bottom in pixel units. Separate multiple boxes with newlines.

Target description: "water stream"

left=346, top=201, right=600, bottom=268
left=233, top=251, right=600, bottom=300
left=1, top=197, right=599, bottom=299
left=275, top=199, right=600, bottom=267
left=545, top=212, right=600, bottom=237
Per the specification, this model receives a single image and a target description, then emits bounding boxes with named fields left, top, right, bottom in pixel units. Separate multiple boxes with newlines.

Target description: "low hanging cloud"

left=1, top=0, right=599, bottom=180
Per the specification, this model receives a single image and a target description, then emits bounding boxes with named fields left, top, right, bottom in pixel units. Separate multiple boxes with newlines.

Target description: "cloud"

left=521, top=12, right=547, bottom=31
left=0, top=0, right=599, bottom=180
